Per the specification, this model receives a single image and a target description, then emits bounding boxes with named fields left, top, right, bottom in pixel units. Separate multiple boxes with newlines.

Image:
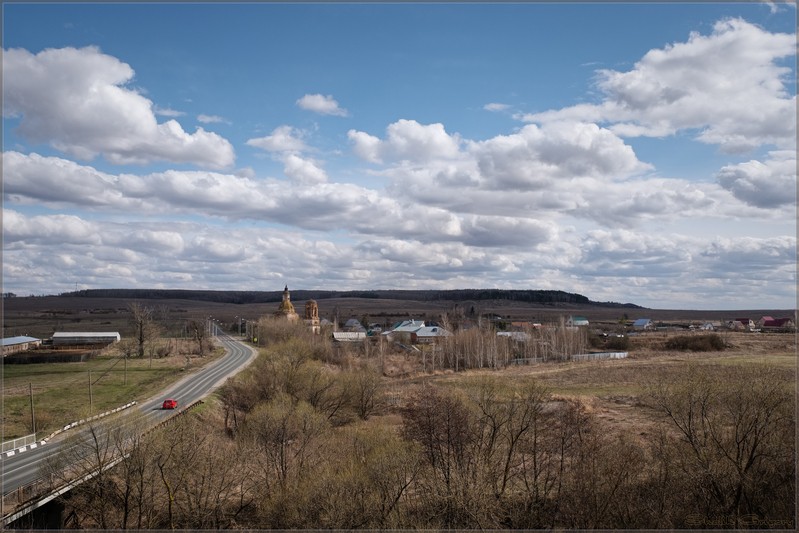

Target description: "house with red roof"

left=760, top=317, right=795, bottom=331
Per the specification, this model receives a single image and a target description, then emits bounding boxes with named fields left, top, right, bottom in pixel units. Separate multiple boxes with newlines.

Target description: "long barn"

left=1, top=336, right=42, bottom=356
left=51, top=332, right=121, bottom=346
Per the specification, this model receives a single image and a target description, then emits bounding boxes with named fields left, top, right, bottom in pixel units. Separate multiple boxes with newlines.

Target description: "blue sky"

left=2, top=2, right=797, bottom=310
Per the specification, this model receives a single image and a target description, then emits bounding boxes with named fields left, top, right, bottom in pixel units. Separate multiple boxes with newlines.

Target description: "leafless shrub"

left=664, top=333, right=725, bottom=351
left=644, top=364, right=795, bottom=527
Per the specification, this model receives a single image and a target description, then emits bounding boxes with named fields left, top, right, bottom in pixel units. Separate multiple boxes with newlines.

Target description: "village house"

left=343, top=318, right=366, bottom=332
left=566, top=316, right=589, bottom=327
left=411, top=326, right=452, bottom=344
left=332, top=331, right=367, bottom=343
left=760, top=317, right=795, bottom=331
left=382, top=319, right=425, bottom=343
left=727, top=318, right=755, bottom=331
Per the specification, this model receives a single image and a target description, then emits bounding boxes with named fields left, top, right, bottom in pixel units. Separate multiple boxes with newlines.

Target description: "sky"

left=2, top=2, right=797, bottom=310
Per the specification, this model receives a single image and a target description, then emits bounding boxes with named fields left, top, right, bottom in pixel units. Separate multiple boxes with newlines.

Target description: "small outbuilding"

left=332, top=331, right=367, bottom=343
left=632, top=318, right=653, bottom=330
left=343, top=318, right=366, bottom=332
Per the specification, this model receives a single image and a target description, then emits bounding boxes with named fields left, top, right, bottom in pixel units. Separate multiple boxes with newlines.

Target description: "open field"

left=4, top=328, right=792, bottom=441
left=379, top=330, right=795, bottom=435
left=2, top=295, right=795, bottom=442
left=2, top=341, right=224, bottom=439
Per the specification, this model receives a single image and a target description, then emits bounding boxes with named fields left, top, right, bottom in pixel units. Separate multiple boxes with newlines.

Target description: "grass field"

left=2, top=342, right=223, bottom=439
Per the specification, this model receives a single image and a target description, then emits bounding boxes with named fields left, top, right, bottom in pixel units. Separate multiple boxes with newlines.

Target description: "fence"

left=571, top=351, right=628, bottom=361
left=1, top=434, right=36, bottom=454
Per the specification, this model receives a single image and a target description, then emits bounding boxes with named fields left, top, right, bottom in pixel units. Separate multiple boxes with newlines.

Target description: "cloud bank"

left=2, top=15, right=796, bottom=309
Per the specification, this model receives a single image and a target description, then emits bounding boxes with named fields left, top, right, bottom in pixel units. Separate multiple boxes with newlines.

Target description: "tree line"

left=61, top=287, right=640, bottom=307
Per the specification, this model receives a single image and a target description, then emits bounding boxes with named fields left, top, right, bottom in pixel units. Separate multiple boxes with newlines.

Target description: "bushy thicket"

left=50, top=335, right=794, bottom=530
left=589, top=333, right=630, bottom=351
left=664, top=333, right=726, bottom=351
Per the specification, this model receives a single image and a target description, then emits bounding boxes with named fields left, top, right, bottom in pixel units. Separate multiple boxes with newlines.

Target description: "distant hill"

left=62, top=288, right=644, bottom=309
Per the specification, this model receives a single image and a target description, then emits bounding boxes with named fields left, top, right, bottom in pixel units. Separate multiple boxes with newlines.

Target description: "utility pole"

left=88, top=370, right=93, bottom=415
left=29, top=383, right=36, bottom=436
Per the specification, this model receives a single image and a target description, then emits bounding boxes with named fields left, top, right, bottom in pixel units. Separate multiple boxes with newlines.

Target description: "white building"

left=2, top=336, right=42, bottom=356
left=51, top=332, right=121, bottom=346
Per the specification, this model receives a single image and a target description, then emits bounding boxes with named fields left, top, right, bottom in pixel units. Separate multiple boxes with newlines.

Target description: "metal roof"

left=391, top=320, right=426, bottom=332
left=52, top=332, right=120, bottom=338
left=414, top=326, right=451, bottom=337
left=1, top=336, right=41, bottom=346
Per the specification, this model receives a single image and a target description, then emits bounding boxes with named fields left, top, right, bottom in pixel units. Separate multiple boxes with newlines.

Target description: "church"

left=274, top=285, right=320, bottom=334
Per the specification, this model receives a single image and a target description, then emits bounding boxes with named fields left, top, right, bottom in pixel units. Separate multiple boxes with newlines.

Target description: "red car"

left=162, top=398, right=178, bottom=410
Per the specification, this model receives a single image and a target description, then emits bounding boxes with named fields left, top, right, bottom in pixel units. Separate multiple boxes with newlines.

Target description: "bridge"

left=1, top=333, right=257, bottom=528
left=2, top=401, right=201, bottom=528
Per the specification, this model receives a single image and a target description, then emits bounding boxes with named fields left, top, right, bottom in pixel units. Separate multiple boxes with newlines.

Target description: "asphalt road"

left=1, top=333, right=257, bottom=494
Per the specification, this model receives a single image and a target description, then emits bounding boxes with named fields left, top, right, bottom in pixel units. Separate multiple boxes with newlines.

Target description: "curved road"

left=2, top=333, right=257, bottom=494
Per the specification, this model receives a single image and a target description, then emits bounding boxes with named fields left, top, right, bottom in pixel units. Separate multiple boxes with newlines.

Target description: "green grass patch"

left=2, top=353, right=219, bottom=439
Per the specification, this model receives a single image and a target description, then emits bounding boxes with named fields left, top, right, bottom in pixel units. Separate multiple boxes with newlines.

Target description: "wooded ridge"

left=61, top=288, right=643, bottom=308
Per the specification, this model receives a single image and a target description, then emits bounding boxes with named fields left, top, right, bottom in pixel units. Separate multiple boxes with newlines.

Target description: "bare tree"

left=347, top=365, right=383, bottom=420
left=128, top=302, right=159, bottom=358
left=401, top=386, right=485, bottom=527
left=187, top=319, right=207, bottom=356
left=246, top=394, right=329, bottom=489
left=645, top=364, right=795, bottom=527
left=43, top=422, right=128, bottom=529
left=305, top=426, right=422, bottom=528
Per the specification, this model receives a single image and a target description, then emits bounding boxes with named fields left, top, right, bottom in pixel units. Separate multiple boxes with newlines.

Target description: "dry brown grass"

left=372, top=331, right=796, bottom=441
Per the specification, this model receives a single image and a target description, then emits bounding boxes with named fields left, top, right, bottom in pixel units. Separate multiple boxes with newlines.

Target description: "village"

left=4, top=286, right=794, bottom=363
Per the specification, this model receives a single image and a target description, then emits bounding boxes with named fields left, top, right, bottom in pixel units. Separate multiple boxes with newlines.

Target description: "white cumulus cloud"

left=349, top=119, right=462, bottom=164
left=246, top=125, right=309, bottom=153
left=715, top=150, right=797, bottom=208
left=296, top=93, right=349, bottom=116
left=282, top=154, right=329, bottom=185
left=484, top=103, right=510, bottom=112
left=3, top=46, right=235, bottom=169
left=523, top=18, right=796, bottom=153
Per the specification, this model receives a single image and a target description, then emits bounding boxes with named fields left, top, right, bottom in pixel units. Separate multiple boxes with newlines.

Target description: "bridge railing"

left=1, top=434, right=37, bottom=454
left=1, top=399, right=205, bottom=525
left=1, top=476, right=55, bottom=516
